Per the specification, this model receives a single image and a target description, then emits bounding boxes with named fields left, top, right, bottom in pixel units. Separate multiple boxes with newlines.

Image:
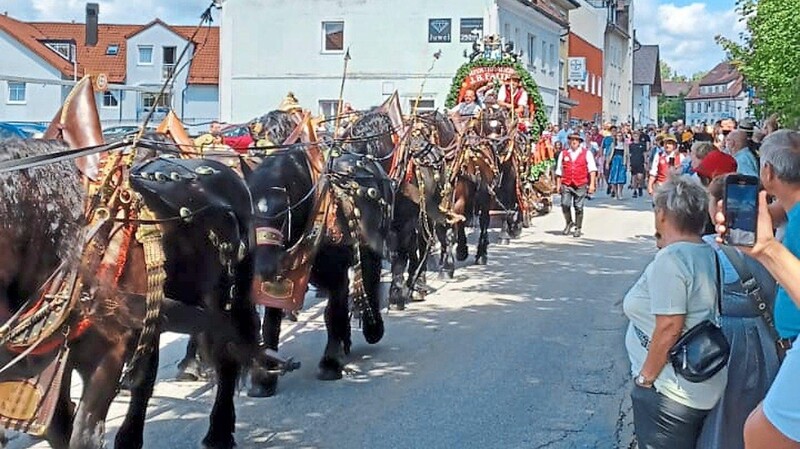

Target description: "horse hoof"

left=475, top=256, right=488, bottom=265
left=201, top=434, right=236, bottom=449
left=318, top=358, right=344, bottom=381
left=175, top=358, right=203, bottom=382
left=247, top=382, right=277, bottom=398
left=393, top=301, right=406, bottom=311
left=456, top=247, right=468, bottom=261
left=411, top=291, right=426, bottom=302
left=439, top=270, right=454, bottom=280
left=498, top=238, right=510, bottom=245
left=363, top=317, right=384, bottom=344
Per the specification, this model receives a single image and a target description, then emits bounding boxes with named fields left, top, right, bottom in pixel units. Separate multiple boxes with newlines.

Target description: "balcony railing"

left=162, top=64, right=176, bottom=81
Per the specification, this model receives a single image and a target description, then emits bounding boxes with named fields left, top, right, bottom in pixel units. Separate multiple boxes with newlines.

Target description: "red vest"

left=504, top=85, right=524, bottom=106
left=656, top=152, right=682, bottom=183
left=562, top=149, right=590, bottom=187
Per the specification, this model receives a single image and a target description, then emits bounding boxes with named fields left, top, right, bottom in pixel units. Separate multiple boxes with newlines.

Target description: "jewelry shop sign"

left=429, top=18, right=452, bottom=43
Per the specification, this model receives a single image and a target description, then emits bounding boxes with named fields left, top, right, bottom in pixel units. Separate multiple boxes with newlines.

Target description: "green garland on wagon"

left=528, top=159, right=554, bottom=181
left=445, top=57, right=550, bottom=140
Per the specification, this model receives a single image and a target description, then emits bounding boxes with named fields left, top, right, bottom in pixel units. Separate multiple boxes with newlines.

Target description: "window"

left=106, top=44, right=119, bottom=55
left=162, top=46, right=177, bottom=80
left=322, top=21, right=344, bottom=52
left=559, top=59, right=565, bottom=89
left=597, top=76, right=602, bottom=97
left=527, top=34, right=537, bottom=68
left=590, top=74, right=595, bottom=95
left=7, top=82, right=25, bottom=103
left=549, top=43, right=556, bottom=73
left=102, top=91, right=118, bottom=108
left=503, top=23, right=511, bottom=41
left=140, top=92, right=170, bottom=110
left=541, top=41, right=547, bottom=72
left=45, top=42, right=75, bottom=62
left=514, top=28, right=520, bottom=52
left=138, top=45, right=153, bottom=65
left=409, top=99, right=435, bottom=111
left=319, top=100, right=339, bottom=119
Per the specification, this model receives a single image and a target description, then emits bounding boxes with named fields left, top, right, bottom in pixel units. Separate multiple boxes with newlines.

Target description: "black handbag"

left=668, top=253, right=731, bottom=383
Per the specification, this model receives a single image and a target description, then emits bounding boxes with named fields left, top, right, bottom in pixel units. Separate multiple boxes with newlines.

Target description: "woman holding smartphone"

left=716, top=130, right=800, bottom=449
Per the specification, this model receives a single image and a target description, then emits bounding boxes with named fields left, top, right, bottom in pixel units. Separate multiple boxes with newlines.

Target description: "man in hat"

left=647, top=134, right=686, bottom=195
left=497, top=74, right=528, bottom=117
left=555, top=133, right=598, bottom=237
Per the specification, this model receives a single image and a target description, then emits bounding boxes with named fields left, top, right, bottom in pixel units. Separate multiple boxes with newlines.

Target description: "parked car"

left=3, top=122, right=47, bottom=138
left=103, top=125, right=155, bottom=141
left=0, top=122, right=47, bottom=139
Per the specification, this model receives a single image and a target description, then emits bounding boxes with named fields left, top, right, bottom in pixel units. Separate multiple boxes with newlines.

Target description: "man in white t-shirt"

left=497, top=74, right=528, bottom=118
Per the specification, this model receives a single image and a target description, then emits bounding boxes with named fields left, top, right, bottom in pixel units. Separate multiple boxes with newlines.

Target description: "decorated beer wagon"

left=445, top=34, right=556, bottom=224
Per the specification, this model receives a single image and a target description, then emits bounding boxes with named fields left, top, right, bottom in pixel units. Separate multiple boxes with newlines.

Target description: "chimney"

left=85, top=3, right=99, bottom=46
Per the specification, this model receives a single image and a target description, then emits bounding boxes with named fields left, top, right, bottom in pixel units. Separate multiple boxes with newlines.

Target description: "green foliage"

left=528, top=158, right=555, bottom=181
left=658, top=94, right=686, bottom=124
left=718, top=0, right=800, bottom=126
left=446, top=57, right=549, bottom=139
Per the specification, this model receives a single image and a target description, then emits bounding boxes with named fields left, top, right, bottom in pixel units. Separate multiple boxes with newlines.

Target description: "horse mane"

left=250, top=110, right=296, bottom=144
left=343, top=108, right=395, bottom=158
left=0, top=139, right=85, bottom=264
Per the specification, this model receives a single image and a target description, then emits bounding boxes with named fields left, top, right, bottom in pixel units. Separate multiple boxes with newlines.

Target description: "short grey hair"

left=653, top=175, right=709, bottom=235
left=760, top=129, right=800, bottom=184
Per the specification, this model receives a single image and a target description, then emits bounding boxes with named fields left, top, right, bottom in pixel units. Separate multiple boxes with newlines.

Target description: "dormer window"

left=106, top=44, right=119, bottom=56
left=44, top=41, right=75, bottom=62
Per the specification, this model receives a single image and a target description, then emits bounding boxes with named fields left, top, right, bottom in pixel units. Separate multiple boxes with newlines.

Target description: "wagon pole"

left=334, top=47, right=352, bottom=133
left=411, top=50, right=442, bottom=119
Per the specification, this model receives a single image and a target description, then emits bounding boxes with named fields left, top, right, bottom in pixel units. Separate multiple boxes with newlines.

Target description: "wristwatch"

left=635, top=374, right=654, bottom=388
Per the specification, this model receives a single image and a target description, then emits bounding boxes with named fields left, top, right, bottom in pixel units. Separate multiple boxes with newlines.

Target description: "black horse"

left=451, top=106, right=523, bottom=265
left=388, top=111, right=460, bottom=309
left=245, top=110, right=391, bottom=396
left=117, top=135, right=269, bottom=449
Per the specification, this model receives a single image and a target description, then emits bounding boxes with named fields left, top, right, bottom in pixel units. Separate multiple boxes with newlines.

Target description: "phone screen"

left=725, top=181, right=758, bottom=246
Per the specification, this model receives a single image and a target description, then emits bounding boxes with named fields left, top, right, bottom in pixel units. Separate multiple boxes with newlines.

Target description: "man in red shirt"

left=556, top=133, right=598, bottom=237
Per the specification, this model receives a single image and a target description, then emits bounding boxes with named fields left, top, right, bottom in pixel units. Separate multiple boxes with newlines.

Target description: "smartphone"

left=723, top=174, right=760, bottom=247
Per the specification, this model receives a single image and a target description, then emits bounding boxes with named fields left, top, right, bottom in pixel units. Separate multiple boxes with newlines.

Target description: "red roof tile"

left=0, top=14, right=217, bottom=85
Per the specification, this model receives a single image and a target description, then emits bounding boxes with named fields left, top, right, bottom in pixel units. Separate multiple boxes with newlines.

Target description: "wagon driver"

left=497, top=73, right=528, bottom=118
left=555, top=133, right=598, bottom=237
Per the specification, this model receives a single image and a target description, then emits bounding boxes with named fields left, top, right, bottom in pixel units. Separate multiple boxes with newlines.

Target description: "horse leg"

left=201, top=354, right=239, bottom=449
left=70, top=337, right=127, bottom=449
left=114, top=342, right=159, bottom=449
left=317, top=260, right=350, bottom=381
left=45, top=363, right=76, bottom=449
left=498, top=216, right=511, bottom=245
left=409, top=231, right=429, bottom=301
left=247, top=306, right=283, bottom=398
left=175, top=334, right=204, bottom=382
left=388, top=230, right=409, bottom=311
left=475, top=190, right=490, bottom=266
left=453, top=182, right=469, bottom=262
left=436, top=225, right=455, bottom=279
left=360, top=248, right=385, bottom=344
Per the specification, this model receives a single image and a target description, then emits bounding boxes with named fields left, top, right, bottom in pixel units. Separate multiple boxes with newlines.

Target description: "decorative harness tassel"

left=124, top=205, right=167, bottom=379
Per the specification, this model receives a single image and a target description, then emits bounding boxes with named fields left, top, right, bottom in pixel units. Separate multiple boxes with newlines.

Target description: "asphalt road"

left=10, top=192, right=657, bottom=449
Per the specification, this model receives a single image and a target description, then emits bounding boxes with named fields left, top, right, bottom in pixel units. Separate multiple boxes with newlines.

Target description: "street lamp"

left=631, top=30, right=641, bottom=130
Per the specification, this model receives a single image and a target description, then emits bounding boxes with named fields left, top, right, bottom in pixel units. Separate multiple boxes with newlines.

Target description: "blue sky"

left=3, top=0, right=742, bottom=77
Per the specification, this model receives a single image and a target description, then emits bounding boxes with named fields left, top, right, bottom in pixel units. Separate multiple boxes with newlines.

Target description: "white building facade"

left=220, top=0, right=578, bottom=124
left=602, top=0, right=633, bottom=124
left=0, top=12, right=219, bottom=127
left=684, top=62, right=749, bottom=125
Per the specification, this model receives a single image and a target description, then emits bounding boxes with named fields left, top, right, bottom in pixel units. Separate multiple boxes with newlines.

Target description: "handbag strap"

left=718, top=244, right=781, bottom=343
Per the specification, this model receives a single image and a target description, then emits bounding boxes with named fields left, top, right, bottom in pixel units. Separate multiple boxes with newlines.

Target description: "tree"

left=717, top=0, right=800, bottom=127
left=660, top=61, right=688, bottom=82
left=658, top=93, right=686, bottom=124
